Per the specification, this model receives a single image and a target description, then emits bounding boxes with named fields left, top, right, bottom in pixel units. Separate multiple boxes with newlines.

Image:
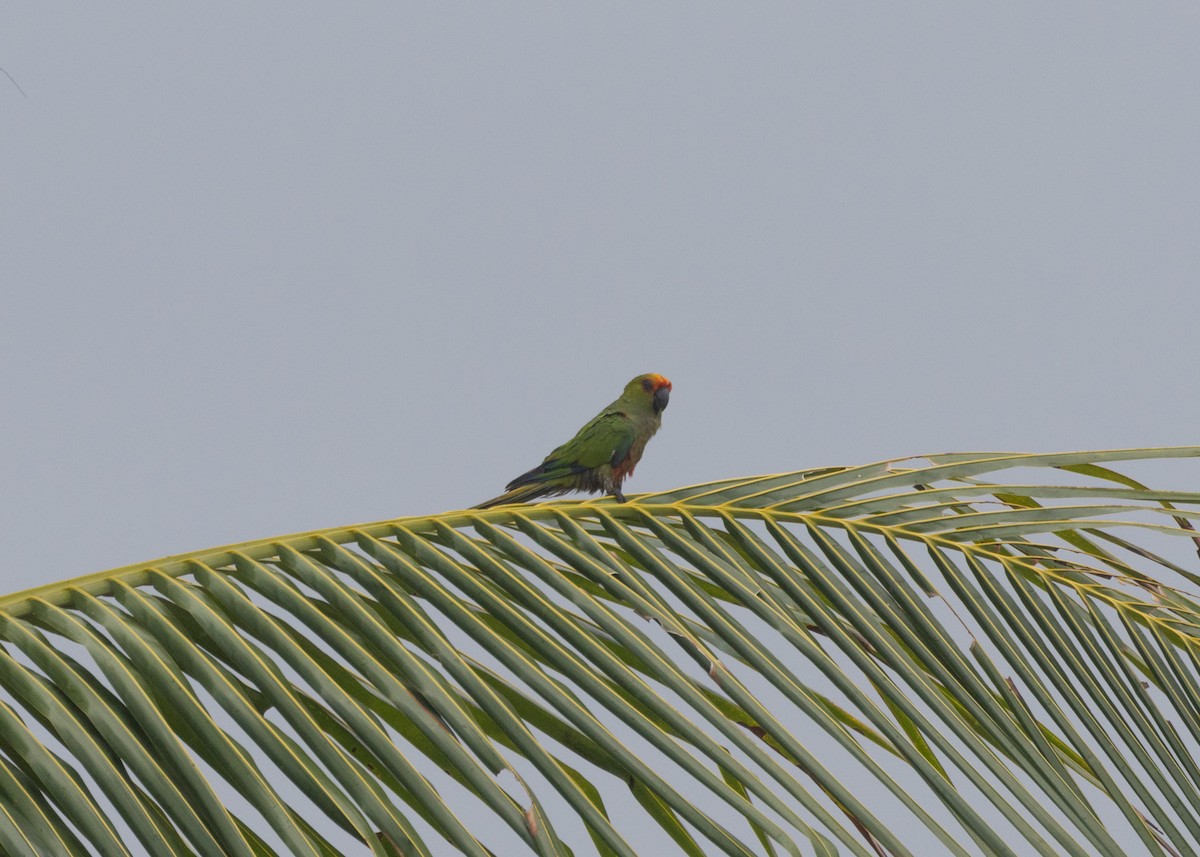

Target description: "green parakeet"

left=474, top=373, right=672, bottom=508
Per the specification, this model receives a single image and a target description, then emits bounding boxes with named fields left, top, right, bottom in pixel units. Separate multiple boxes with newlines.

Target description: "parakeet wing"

left=551, top=411, right=636, bottom=469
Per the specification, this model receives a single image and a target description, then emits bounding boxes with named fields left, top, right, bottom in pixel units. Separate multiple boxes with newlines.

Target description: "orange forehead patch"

left=645, top=373, right=672, bottom=390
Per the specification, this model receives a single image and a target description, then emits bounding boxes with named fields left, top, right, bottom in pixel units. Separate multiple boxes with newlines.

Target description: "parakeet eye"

left=642, top=379, right=653, bottom=392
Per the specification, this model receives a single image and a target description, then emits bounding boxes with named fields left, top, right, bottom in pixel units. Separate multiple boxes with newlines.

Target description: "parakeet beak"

left=653, top=385, right=670, bottom=413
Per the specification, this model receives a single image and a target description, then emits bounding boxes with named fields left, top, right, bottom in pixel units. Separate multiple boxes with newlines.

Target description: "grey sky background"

left=7, top=6, right=1199, bottom=590
left=3, top=5, right=1200, bottom=855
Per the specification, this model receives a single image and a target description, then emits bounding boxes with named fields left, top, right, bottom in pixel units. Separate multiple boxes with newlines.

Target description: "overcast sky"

left=4, top=5, right=1199, bottom=599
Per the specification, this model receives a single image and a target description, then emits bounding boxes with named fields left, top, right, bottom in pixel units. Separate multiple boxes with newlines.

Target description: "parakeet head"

left=624, top=373, right=672, bottom=413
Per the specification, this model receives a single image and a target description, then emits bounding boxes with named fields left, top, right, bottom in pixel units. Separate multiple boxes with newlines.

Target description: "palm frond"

left=3, top=448, right=1200, bottom=855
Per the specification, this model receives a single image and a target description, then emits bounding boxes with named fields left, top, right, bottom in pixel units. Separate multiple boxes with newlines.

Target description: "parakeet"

left=474, top=373, right=672, bottom=509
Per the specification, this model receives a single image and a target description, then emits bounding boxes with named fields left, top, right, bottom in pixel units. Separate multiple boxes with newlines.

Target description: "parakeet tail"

left=471, top=482, right=555, bottom=510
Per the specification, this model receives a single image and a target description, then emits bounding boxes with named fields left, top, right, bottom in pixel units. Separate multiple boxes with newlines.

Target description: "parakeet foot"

left=613, top=489, right=627, bottom=503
